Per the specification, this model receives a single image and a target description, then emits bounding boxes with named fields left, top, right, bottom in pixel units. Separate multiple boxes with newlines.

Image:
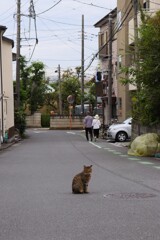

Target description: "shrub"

left=14, top=109, right=26, bottom=137
left=41, top=114, right=50, bottom=127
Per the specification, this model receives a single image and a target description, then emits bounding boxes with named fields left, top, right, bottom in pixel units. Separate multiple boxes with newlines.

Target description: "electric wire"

left=37, top=16, right=82, bottom=54
left=37, top=0, right=62, bottom=16
left=37, top=16, right=93, bottom=27
left=83, top=0, right=133, bottom=72
left=72, top=0, right=112, bottom=10
left=84, top=1, right=133, bottom=73
left=24, top=0, right=38, bottom=61
left=1, top=0, right=117, bottom=70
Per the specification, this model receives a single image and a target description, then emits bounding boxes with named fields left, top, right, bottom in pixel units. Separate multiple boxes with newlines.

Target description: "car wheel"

left=116, top=131, right=128, bottom=142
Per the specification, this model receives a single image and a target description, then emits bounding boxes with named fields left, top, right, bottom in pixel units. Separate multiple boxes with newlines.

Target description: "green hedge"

left=41, top=114, right=50, bottom=127
left=15, top=109, right=26, bottom=137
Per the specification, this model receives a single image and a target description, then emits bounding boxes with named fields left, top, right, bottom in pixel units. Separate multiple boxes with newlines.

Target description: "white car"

left=107, top=118, right=132, bottom=142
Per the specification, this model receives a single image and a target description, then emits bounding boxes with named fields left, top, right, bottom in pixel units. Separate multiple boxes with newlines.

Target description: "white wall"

left=2, top=39, right=14, bottom=135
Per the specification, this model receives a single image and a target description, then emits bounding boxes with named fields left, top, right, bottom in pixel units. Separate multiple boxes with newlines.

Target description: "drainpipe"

left=0, top=26, right=7, bottom=143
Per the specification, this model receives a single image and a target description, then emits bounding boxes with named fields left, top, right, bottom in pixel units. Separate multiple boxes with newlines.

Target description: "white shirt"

left=92, top=119, right=101, bottom=129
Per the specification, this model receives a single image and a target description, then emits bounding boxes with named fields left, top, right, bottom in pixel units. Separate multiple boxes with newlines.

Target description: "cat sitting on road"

left=72, top=165, right=92, bottom=194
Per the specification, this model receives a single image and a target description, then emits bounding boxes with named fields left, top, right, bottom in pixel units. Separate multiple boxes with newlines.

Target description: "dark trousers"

left=93, top=129, right=99, bottom=138
left=85, top=127, right=93, bottom=141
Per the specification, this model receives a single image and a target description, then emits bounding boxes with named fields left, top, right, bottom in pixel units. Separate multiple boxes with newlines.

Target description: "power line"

left=37, top=16, right=93, bottom=27
left=72, top=0, right=112, bottom=10
left=84, top=1, right=133, bottom=72
left=22, top=0, right=38, bottom=61
left=37, top=0, right=62, bottom=16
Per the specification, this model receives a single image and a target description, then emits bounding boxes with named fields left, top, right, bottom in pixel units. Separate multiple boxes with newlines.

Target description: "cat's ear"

left=90, top=165, right=93, bottom=168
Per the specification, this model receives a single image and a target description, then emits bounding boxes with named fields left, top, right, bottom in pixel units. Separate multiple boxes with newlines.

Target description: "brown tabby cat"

left=72, top=165, right=92, bottom=194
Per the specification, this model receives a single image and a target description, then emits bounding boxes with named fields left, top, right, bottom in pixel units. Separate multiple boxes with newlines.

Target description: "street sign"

left=67, top=95, right=74, bottom=104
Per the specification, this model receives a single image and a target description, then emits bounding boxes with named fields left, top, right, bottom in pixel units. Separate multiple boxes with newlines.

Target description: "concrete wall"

left=50, top=116, right=84, bottom=130
left=26, top=112, right=41, bottom=128
left=26, top=113, right=84, bottom=129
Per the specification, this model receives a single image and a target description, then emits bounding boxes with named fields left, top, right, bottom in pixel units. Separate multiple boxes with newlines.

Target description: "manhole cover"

left=103, top=192, right=157, bottom=200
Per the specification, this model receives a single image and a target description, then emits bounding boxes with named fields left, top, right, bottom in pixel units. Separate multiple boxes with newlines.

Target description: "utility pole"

left=16, top=0, right=21, bottom=109
left=133, top=0, right=141, bottom=135
left=58, top=64, right=62, bottom=115
left=81, top=14, right=84, bottom=114
left=107, top=14, right=113, bottom=124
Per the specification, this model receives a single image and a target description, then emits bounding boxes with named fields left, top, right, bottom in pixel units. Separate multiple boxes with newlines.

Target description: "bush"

left=14, top=109, right=26, bottom=137
left=41, top=114, right=50, bottom=127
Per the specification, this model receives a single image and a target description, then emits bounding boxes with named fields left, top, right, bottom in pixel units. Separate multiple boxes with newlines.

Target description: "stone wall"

left=26, top=112, right=41, bottom=128
left=50, top=116, right=83, bottom=130
left=132, top=119, right=160, bottom=140
left=26, top=113, right=103, bottom=130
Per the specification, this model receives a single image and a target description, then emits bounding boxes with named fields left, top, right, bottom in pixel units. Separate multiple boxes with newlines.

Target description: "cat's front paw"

left=84, top=191, right=89, bottom=194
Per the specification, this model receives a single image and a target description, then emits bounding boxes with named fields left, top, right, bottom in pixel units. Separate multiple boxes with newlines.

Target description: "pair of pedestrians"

left=83, top=112, right=101, bottom=142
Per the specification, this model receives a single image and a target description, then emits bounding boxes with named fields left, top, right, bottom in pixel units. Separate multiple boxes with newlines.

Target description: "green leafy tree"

left=19, top=56, right=30, bottom=109
left=75, top=66, right=81, bottom=78
left=61, top=76, right=81, bottom=114
left=26, top=61, right=47, bottom=114
left=84, top=77, right=96, bottom=110
left=44, top=82, right=58, bottom=112
left=121, top=10, right=160, bottom=125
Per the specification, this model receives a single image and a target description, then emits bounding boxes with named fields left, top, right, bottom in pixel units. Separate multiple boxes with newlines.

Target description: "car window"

left=123, top=118, right=132, bottom=124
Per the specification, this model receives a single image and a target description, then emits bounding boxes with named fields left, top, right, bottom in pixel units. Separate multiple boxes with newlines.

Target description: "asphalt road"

left=0, top=129, right=160, bottom=240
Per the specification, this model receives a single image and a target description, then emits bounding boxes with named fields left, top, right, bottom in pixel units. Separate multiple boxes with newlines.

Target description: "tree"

left=44, top=82, right=58, bottom=112
left=61, top=76, right=81, bottom=114
left=27, top=61, right=47, bottom=114
left=84, top=78, right=96, bottom=110
left=75, top=66, right=81, bottom=78
left=121, top=10, right=160, bottom=125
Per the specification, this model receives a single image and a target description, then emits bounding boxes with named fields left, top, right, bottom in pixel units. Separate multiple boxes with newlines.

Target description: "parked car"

left=107, top=117, right=132, bottom=142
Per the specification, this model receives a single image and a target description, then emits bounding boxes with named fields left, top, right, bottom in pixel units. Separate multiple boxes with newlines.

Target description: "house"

left=117, top=0, right=160, bottom=119
left=94, top=8, right=118, bottom=125
left=0, top=26, right=15, bottom=143
left=94, top=0, right=160, bottom=123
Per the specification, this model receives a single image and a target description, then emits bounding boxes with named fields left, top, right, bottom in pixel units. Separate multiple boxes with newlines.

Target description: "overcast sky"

left=1, top=0, right=117, bottom=77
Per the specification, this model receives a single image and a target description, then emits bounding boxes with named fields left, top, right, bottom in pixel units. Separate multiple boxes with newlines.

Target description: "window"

left=117, top=11, right=122, bottom=30
left=98, top=32, right=108, bottom=58
left=143, top=0, right=150, bottom=10
left=117, top=54, right=122, bottom=71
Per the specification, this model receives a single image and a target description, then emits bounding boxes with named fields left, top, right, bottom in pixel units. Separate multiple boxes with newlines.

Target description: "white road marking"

left=113, top=152, right=122, bottom=155
left=153, top=166, right=160, bottom=169
left=104, top=147, right=111, bottom=150
left=128, top=158, right=140, bottom=161
left=90, top=142, right=102, bottom=148
left=139, top=161, right=154, bottom=165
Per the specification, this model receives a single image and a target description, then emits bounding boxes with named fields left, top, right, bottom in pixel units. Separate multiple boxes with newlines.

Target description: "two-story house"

left=0, top=26, right=15, bottom=143
left=94, top=8, right=118, bottom=125
left=94, top=0, right=160, bottom=123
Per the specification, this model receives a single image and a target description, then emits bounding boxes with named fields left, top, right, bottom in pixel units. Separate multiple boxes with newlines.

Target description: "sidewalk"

left=0, top=136, right=22, bottom=151
left=0, top=142, right=15, bottom=151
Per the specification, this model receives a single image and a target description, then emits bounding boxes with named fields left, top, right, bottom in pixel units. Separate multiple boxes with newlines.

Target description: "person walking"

left=83, top=111, right=93, bottom=141
left=92, top=114, right=101, bottom=141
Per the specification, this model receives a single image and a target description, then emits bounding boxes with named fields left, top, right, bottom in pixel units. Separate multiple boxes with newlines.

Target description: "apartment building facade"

left=94, top=0, right=160, bottom=123
left=94, top=8, right=118, bottom=125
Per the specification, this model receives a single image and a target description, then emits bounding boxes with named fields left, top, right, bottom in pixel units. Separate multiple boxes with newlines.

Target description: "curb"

left=0, top=138, right=22, bottom=151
